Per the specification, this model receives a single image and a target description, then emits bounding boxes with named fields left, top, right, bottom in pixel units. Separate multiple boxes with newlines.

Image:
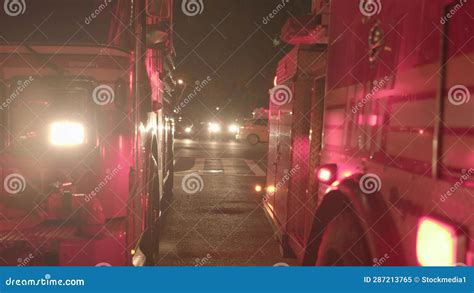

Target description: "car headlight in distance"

left=185, top=127, right=192, bottom=134
left=228, top=124, right=239, bottom=133
left=50, top=121, right=85, bottom=146
left=208, top=123, right=221, bottom=133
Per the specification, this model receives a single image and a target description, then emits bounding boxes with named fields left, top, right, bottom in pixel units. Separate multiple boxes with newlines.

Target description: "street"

left=157, top=139, right=294, bottom=266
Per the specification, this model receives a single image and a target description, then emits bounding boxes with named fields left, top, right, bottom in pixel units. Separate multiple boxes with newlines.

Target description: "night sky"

left=172, top=0, right=311, bottom=123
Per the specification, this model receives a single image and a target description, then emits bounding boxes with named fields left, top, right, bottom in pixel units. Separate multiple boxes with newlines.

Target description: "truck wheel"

left=247, top=134, right=259, bottom=145
left=141, top=154, right=161, bottom=266
left=316, top=211, right=371, bottom=266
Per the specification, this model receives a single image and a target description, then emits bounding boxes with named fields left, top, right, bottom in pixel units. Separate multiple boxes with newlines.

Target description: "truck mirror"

left=146, top=0, right=171, bottom=19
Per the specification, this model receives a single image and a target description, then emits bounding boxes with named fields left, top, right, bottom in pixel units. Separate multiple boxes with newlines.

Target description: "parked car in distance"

left=237, top=118, right=269, bottom=145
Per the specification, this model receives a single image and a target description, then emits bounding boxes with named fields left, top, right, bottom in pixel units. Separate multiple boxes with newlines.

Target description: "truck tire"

left=316, top=211, right=371, bottom=266
left=141, top=151, right=161, bottom=266
left=247, top=134, right=259, bottom=145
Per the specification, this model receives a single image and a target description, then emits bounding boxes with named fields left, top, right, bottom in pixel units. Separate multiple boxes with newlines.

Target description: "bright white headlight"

left=228, top=124, right=239, bottom=133
left=50, top=121, right=85, bottom=146
left=208, top=123, right=221, bottom=133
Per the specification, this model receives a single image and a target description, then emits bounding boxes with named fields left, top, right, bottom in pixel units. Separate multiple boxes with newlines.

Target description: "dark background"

left=172, top=0, right=311, bottom=123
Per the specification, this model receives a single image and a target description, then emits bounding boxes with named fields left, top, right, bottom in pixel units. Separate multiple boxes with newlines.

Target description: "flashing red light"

left=318, top=168, right=333, bottom=182
left=416, top=217, right=460, bottom=266
left=367, top=115, right=378, bottom=126
left=316, top=164, right=338, bottom=185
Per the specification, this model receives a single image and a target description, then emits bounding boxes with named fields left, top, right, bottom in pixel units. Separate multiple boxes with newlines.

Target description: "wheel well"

left=302, top=190, right=357, bottom=265
left=302, top=179, right=407, bottom=266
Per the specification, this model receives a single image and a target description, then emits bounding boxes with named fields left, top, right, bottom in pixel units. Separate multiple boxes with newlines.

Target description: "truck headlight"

left=50, top=121, right=85, bottom=146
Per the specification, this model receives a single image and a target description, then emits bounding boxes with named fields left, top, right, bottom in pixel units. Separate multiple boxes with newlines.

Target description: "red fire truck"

left=264, top=0, right=474, bottom=266
left=0, top=0, right=175, bottom=266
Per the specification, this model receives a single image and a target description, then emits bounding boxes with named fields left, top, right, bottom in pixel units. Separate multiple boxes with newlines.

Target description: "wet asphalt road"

left=156, top=139, right=297, bottom=266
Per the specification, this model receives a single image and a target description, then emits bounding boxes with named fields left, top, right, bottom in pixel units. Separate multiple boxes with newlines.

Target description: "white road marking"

left=176, top=158, right=266, bottom=177
left=244, top=160, right=266, bottom=177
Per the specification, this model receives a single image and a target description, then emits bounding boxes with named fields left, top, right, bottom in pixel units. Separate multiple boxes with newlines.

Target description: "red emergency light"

left=416, top=217, right=465, bottom=266
left=316, top=164, right=338, bottom=185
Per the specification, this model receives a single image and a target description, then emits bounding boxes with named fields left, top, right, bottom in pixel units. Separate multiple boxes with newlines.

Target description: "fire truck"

left=264, top=0, right=474, bottom=266
left=0, top=0, right=175, bottom=266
